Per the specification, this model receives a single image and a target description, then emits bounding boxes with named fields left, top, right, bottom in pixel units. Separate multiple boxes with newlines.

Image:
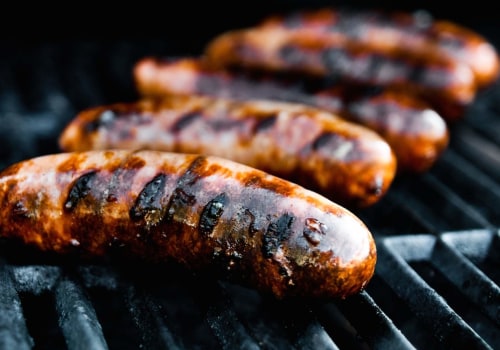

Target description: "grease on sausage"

left=258, top=7, right=500, bottom=88
left=203, top=25, right=478, bottom=120
left=133, top=57, right=449, bottom=172
left=0, top=150, right=377, bottom=299
left=58, top=94, right=397, bottom=208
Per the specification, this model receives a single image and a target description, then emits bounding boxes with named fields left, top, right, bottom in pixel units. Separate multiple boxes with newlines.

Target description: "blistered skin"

left=259, top=7, right=500, bottom=88
left=203, top=26, right=477, bottom=120
left=0, top=150, right=377, bottom=299
left=134, top=57, right=449, bottom=172
left=59, top=95, right=397, bottom=208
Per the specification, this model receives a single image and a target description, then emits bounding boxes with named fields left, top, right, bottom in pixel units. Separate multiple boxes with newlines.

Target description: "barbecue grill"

left=0, top=2, right=499, bottom=349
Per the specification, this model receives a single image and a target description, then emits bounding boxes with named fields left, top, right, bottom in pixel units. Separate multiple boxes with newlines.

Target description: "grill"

left=1, top=3, right=499, bottom=349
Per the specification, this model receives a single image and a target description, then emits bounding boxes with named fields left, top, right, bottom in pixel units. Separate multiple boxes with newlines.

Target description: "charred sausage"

left=0, top=149, right=377, bottom=299
left=259, top=7, right=500, bottom=88
left=203, top=25, right=478, bottom=120
left=58, top=94, right=397, bottom=208
left=134, top=57, right=449, bottom=172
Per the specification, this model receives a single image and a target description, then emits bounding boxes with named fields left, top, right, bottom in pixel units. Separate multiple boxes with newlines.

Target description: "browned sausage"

left=134, top=56, right=449, bottom=172
left=259, top=7, right=500, bottom=88
left=0, top=149, right=377, bottom=299
left=58, top=94, right=397, bottom=208
left=203, top=25, right=478, bottom=120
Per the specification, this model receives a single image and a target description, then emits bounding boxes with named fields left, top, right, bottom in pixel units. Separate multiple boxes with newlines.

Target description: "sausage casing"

left=134, top=57, right=449, bottom=172
left=259, top=7, right=500, bottom=88
left=203, top=25, right=478, bottom=120
left=0, top=150, right=377, bottom=299
left=58, top=94, right=397, bottom=208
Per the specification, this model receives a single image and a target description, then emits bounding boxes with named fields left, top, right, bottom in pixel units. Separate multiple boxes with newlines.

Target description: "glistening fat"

left=58, top=94, right=397, bottom=208
left=0, top=150, right=377, bottom=299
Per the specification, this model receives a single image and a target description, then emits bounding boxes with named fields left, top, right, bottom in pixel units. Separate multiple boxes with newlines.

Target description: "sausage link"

left=203, top=26, right=477, bottom=120
left=0, top=150, right=377, bottom=299
left=134, top=57, right=449, bottom=172
left=58, top=94, right=397, bottom=208
left=259, top=7, right=500, bottom=88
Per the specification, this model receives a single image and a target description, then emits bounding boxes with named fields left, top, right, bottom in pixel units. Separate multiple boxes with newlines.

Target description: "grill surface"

left=0, top=3, right=499, bottom=349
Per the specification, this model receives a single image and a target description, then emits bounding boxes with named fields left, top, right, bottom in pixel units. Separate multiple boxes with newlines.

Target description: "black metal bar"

left=377, top=237, right=493, bottom=349
left=334, top=291, right=416, bottom=350
left=11, top=265, right=61, bottom=294
left=54, top=278, right=109, bottom=350
left=0, top=261, right=33, bottom=350
left=123, top=284, right=182, bottom=349
left=433, top=233, right=499, bottom=325
left=201, top=281, right=261, bottom=350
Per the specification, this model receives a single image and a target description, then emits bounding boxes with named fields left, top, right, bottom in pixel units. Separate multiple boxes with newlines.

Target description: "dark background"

left=1, top=2, right=499, bottom=43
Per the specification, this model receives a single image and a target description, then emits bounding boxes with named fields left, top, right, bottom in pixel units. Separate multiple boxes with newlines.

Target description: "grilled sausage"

left=259, top=7, right=500, bottom=88
left=203, top=25, right=478, bottom=120
left=58, top=94, right=397, bottom=208
left=134, top=56, right=449, bottom=172
left=0, top=149, right=377, bottom=299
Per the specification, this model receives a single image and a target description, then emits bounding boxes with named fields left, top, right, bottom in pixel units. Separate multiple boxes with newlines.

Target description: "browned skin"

left=259, top=7, right=500, bottom=88
left=59, top=95, right=397, bottom=208
left=203, top=26, right=478, bottom=121
left=0, top=150, right=377, bottom=299
left=134, top=57, right=449, bottom=172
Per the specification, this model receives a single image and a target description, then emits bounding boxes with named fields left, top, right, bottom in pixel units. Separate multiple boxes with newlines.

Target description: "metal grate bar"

left=433, top=233, right=500, bottom=326
left=433, top=150, right=500, bottom=225
left=220, top=282, right=339, bottom=349
left=293, top=321, right=339, bottom=350
left=377, top=237, right=493, bottom=349
left=54, top=278, right=108, bottom=350
left=450, top=125, right=500, bottom=182
left=123, top=284, right=181, bottom=349
left=442, top=229, right=500, bottom=284
left=204, top=288, right=261, bottom=350
left=322, top=284, right=423, bottom=349
left=12, top=265, right=61, bottom=295
left=386, top=172, right=494, bottom=232
left=0, top=262, right=33, bottom=350
left=333, top=291, right=416, bottom=349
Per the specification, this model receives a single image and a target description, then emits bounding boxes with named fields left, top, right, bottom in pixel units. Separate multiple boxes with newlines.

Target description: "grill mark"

left=64, top=171, right=97, bottom=211
left=253, top=115, right=277, bottom=133
left=235, top=207, right=258, bottom=238
left=106, top=154, right=147, bottom=204
left=198, top=192, right=228, bottom=237
left=262, top=213, right=295, bottom=258
left=311, top=132, right=336, bottom=150
left=85, top=109, right=116, bottom=133
left=279, top=44, right=308, bottom=66
left=164, top=188, right=196, bottom=224
left=171, top=111, right=202, bottom=132
left=161, top=156, right=206, bottom=225
left=130, top=173, right=167, bottom=221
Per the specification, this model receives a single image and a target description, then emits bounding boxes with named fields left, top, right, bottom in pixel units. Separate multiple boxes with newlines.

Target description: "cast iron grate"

left=0, top=229, right=498, bottom=349
left=0, top=15, right=500, bottom=349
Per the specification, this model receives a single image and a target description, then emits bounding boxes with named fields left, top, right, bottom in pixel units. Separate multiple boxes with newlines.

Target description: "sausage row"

left=202, top=7, right=499, bottom=120
left=134, top=56, right=449, bottom=173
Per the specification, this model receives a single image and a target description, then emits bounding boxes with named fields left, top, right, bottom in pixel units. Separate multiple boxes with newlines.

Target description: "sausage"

left=134, top=56, right=449, bottom=172
left=0, top=149, right=377, bottom=299
left=258, top=7, right=500, bottom=88
left=58, top=94, right=397, bottom=208
left=203, top=25, right=478, bottom=120
left=314, top=86, right=449, bottom=173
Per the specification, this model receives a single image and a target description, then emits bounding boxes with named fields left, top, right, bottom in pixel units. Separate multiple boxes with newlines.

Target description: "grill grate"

left=1, top=9, right=500, bottom=349
left=1, top=230, right=498, bottom=349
